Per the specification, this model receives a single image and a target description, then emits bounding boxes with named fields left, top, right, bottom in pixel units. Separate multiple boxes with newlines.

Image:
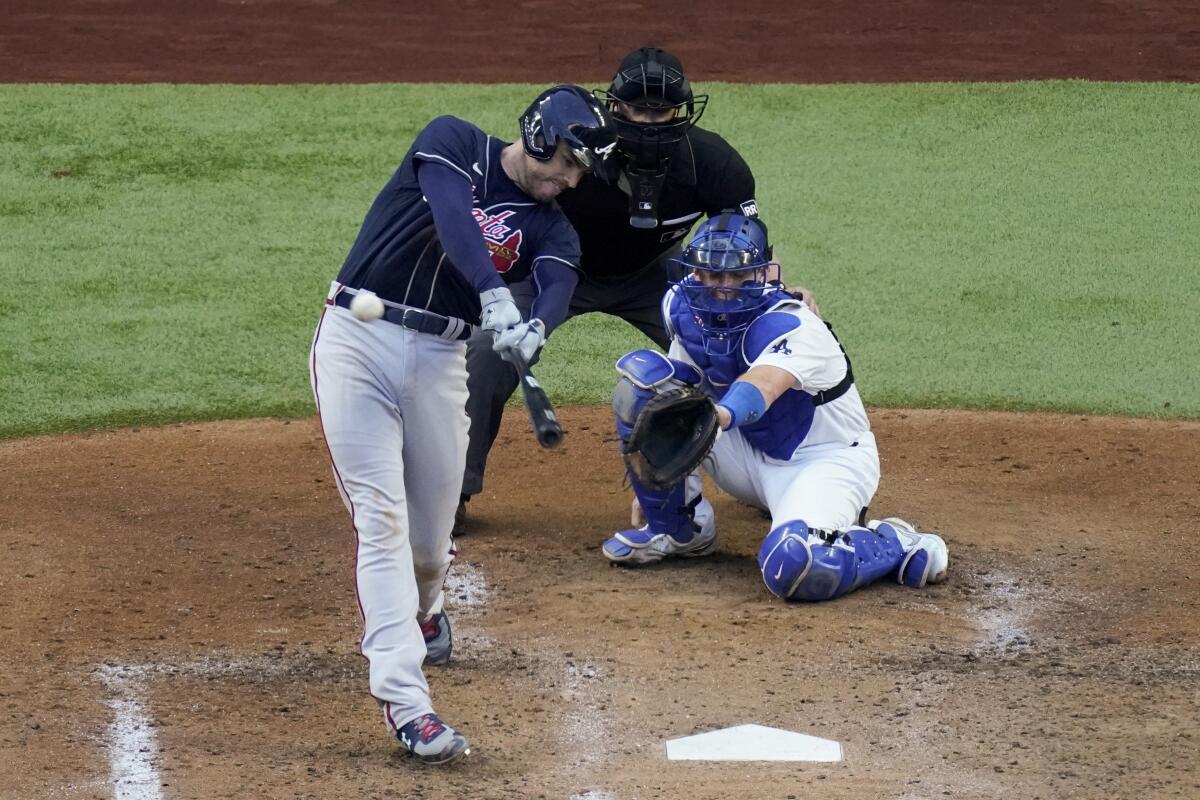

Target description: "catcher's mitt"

left=623, top=387, right=720, bottom=490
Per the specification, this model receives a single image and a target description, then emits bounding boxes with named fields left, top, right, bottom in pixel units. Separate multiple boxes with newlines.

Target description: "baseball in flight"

left=349, top=290, right=385, bottom=321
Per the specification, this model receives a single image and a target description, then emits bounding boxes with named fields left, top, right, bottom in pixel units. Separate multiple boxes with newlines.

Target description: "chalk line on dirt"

left=97, top=665, right=164, bottom=800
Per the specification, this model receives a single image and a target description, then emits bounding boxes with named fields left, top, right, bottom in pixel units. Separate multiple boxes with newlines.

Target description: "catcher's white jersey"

left=670, top=298, right=871, bottom=452
left=668, top=297, right=880, bottom=531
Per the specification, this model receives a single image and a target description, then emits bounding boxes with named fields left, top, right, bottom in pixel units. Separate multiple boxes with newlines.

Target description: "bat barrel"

left=533, top=410, right=563, bottom=448
left=507, top=350, right=564, bottom=450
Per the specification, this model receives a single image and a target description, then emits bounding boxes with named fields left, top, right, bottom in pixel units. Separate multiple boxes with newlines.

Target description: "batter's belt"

left=327, top=284, right=472, bottom=341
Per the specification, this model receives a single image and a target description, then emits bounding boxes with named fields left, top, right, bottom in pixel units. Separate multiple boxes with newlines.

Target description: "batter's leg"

left=401, top=336, right=470, bottom=618
left=461, top=280, right=536, bottom=499
left=310, top=311, right=432, bottom=728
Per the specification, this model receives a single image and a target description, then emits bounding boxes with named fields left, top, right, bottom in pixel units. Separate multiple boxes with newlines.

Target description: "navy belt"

left=329, top=291, right=472, bottom=341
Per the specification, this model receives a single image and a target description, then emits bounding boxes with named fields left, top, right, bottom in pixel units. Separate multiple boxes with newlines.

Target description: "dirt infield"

left=3, top=411, right=1198, bottom=798
left=2, top=2, right=1199, bottom=799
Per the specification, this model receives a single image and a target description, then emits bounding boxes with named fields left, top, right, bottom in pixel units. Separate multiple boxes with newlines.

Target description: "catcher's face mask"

left=672, top=213, right=774, bottom=355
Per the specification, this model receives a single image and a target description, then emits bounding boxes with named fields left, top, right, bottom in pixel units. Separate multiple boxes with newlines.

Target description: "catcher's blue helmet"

left=519, top=85, right=619, bottom=180
left=672, top=213, right=774, bottom=350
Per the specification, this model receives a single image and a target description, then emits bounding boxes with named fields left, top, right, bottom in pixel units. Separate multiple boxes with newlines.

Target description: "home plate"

left=665, top=724, right=842, bottom=762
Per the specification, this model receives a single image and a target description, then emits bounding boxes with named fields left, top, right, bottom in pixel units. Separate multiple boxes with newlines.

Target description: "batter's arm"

left=528, top=258, right=579, bottom=332
left=417, top=162, right=505, bottom=293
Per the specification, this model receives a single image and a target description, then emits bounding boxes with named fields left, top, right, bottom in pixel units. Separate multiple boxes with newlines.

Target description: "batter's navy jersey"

left=335, top=116, right=581, bottom=322
left=557, top=126, right=756, bottom=280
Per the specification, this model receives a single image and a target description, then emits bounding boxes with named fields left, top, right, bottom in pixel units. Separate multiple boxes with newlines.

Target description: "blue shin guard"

left=601, top=475, right=714, bottom=564
left=869, top=517, right=950, bottom=587
left=757, top=520, right=907, bottom=602
left=604, top=349, right=715, bottom=565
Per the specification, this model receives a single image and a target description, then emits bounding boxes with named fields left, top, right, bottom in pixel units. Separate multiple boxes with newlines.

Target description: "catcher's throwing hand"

left=630, top=496, right=646, bottom=528
left=716, top=404, right=733, bottom=430
left=766, top=262, right=820, bottom=317
left=794, top=285, right=820, bottom=317
left=623, top=387, right=721, bottom=490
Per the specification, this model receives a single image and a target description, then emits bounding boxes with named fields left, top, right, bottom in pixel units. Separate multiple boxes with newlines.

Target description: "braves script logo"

left=769, top=339, right=793, bottom=356
left=473, top=209, right=523, bottom=273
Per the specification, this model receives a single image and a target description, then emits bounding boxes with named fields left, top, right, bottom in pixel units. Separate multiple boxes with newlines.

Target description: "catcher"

left=602, top=213, right=949, bottom=601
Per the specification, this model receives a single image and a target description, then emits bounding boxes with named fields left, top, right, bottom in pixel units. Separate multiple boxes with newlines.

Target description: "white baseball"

left=349, top=291, right=385, bottom=321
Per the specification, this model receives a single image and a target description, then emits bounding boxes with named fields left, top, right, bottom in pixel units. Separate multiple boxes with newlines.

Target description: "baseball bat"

left=506, top=351, right=564, bottom=449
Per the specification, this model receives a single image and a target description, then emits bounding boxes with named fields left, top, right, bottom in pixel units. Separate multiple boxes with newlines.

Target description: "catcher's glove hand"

left=623, top=387, right=720, bottom=490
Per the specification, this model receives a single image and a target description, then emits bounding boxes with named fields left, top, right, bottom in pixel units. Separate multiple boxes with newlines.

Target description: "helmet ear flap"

left=519, top=87, right=556, bottom=161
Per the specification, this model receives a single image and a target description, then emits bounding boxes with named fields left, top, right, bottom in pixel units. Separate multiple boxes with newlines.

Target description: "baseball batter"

left=309, top=85, right=617, bottom=763
left=602, top=213, right=950, bottom=601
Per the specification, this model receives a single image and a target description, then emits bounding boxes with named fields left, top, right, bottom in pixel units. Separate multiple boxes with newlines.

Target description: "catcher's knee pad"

left=612, top=349, right=703, bottom=442
left=758, top=521, right=816, bottom=599
left=758, top=521, right=908, bottom=602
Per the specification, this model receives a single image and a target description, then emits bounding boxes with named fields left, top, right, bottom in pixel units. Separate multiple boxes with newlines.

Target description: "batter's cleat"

left=397, top=713, right=471, bottom=764
left=869, top=517, right=949, bottom=588
left=602, top=523, right=717, bottom=565
left=420, top=612, right=452, bottom=666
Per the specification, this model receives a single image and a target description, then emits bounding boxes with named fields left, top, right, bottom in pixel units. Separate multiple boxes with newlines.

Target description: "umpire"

left=458, top=46, right=759, bottom=523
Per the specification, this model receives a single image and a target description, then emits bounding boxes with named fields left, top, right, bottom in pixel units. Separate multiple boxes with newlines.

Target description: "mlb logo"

left=740, top=199, right=759, bottom=217
left=639, top=201, right=653, bottom=211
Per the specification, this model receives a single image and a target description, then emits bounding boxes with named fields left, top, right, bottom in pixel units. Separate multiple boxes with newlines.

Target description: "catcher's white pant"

left=309, top=305, right=466, bottom=731
left=704, top=429, right=881, bottom=531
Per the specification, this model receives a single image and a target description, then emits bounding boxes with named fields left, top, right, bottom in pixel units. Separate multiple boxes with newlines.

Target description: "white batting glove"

left=479, top=287, right=521, bottom=334
left=493, top=318, right=546, bottom=365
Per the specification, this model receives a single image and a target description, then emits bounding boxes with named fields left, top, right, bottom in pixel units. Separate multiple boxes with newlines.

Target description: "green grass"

left=1, top=82, right=1197, bottom=439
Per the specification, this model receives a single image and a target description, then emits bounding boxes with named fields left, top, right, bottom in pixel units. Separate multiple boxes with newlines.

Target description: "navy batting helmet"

left=519, top=85, right=619, bottom=180
left=672, top=213, right=774, bottom=350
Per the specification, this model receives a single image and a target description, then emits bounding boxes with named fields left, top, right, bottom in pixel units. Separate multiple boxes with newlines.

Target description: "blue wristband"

left=717, top=381, right=766, bottom=429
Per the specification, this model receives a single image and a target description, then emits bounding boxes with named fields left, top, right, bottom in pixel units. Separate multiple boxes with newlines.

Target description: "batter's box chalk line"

left=90, top=655, right=302, bottom=800
left=665, top=724, right=843, bottom=762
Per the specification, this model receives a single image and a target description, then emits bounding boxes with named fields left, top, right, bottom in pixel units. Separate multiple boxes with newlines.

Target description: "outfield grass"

left=0, top=82, right=1197, bottom=438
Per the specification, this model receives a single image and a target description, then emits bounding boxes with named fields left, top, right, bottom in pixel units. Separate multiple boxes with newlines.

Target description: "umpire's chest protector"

left=669, top=293, right=817, bottom=459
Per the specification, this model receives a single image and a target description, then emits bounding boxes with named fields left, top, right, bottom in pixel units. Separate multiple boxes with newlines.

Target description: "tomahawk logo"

left=473, top=209, right=524, bottom=273
left=769, top=339, right=793, bottom=355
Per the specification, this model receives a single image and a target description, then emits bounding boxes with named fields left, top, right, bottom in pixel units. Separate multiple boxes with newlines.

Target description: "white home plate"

left=665, top=724, right=842, bottom=762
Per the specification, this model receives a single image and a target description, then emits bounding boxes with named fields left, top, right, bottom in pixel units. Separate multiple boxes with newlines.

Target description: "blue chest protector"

left=667, top=289, right=853, bottom=460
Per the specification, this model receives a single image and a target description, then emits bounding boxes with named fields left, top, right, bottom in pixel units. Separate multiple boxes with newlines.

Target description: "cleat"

left=869, top=517, right=949, bottom=587
left=420, top=612, right=452, bottom=666
left=602, top=523, right=716, bottom=565
left=397, top=713, right=471, bottom=764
